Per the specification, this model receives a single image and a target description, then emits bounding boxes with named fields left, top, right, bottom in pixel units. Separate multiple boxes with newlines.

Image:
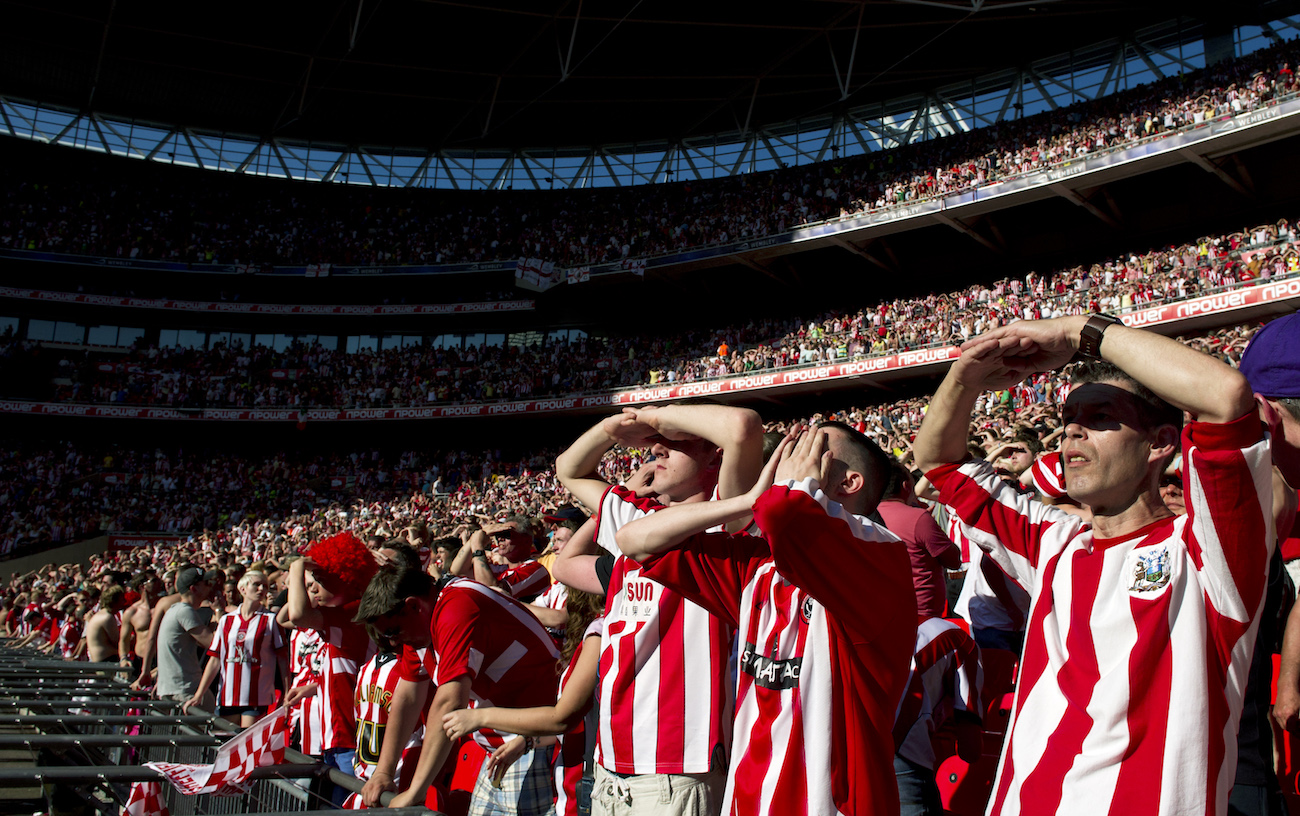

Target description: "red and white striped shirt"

left=491, top=560, right=550, bottom=600
left=643, top=479, right=915, bottom=815
left=57, top=615, right=84, bottom=661
left=207, top=609, right=284, bottom=708
left=399, top=578, right=559, bottom=751
left=313, top=605, right=374, bottom=752
left=354, top=650, right=423, bottom=782
left=594, top=485, right=736, bottom=775
left=556, top=618, right=602, bottom=816
left=289, top=627, right=325, bottom=755
left=929, top=413, right=1273, bottom=816
left=893, top=617, right=983, bottom=770
left=952, top=519, right=1032, bottom=635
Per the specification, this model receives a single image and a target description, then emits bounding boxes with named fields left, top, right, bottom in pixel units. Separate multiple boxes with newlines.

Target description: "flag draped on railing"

left=122, top=707, right=288, bottom=816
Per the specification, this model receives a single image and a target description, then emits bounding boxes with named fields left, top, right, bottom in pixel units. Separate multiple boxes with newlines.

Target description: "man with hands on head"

left=615, top=424, right=915, bottom=816
left=912, top=314, right=1272, bottom=816
left=553, top=402, right=762, bottom=816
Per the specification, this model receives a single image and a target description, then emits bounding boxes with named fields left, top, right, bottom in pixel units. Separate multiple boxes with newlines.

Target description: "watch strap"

left=1078, top=314, right=1121, bottom=359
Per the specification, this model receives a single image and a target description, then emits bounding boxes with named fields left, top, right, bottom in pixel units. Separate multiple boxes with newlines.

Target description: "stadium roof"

left=6, top=0, right=1299, bottom=154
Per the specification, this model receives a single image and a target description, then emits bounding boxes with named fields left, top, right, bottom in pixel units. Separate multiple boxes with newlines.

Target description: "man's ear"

left=836, top=468, right=865, bottom=499
left=1148, top=425, right=1180, bottom=466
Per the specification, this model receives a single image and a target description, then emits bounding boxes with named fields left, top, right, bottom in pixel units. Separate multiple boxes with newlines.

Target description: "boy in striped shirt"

left=617, top=424, right=916, bottom=816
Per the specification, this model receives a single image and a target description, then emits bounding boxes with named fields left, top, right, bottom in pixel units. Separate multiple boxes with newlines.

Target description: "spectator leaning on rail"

left=912, top=314, right=1273, bottom=816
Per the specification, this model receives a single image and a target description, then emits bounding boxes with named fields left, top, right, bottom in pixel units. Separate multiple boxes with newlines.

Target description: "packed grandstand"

left=6, top=4, right=1300, bottom=816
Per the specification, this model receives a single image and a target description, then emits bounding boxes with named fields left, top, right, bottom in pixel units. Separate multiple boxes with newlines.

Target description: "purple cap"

left=1239, top=314, right=1300, bottom=399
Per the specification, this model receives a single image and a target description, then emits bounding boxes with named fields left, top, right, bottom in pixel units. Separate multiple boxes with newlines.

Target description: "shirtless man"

left=119, top=573, right=165, bottom=675
left=85, top=586, right=128, bottom=664
left=131, top=567, right=192, bottom=690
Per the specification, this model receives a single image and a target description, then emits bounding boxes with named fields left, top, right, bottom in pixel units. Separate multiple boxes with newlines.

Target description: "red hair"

left=302, top=532, right=378, bottom=601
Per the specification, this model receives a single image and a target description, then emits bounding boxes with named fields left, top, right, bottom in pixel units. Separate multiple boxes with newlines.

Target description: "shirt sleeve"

left=500, top=562, right=550, bottom=599
left=1181, top=411, right=1275, bottom=625
left=755, top=478, right=914, bottom=644
left=206, top=613, right=226, bottom=659
left=641, top=532, right=770, bottom=629
left=397, top=644, right=429, bottom=683
left=927, top=458, right=1081, bottom=587
left=594, top=485, right=664, bottom=555
left=431, top=592, right=479, bottom=686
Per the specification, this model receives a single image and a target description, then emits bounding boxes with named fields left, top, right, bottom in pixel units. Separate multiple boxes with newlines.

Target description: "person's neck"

left=1088, top=491, right=1174, bottom=540
left=240, top=600, right=260, bottom=617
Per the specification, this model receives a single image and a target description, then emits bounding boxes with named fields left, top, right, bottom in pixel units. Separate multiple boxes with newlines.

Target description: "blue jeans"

left=894, top=754, right=941, bottom=816
left=322, top=748, right=357, bottom=807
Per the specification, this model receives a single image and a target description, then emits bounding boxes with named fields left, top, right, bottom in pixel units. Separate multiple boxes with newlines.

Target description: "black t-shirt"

left=593, top=552, right=617, bottom=596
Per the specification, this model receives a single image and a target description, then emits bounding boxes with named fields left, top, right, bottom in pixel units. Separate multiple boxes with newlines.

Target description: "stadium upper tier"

left=2, top=216, right=1297, bottom=419
left=2, top=38, right=1298, bottom=275
left=0, top=319, right=1262, bottom=562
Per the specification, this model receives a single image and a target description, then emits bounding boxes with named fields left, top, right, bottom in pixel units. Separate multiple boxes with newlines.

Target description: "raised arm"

left=549, top=517, right=605, bottom=595
left=555, top=416, right=632, bottom=510
left=284, top=558, right=325, bottom=631
left=617, top=442, right=783, bottom=565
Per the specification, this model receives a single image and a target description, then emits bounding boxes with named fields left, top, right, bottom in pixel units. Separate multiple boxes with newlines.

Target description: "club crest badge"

left=1128, top=547, right=1171, bottom=593
left=800, top=595, right=815, bottom=624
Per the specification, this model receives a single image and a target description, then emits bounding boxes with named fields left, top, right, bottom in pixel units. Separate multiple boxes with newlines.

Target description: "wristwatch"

left=1078, top=314, right=1122, bottom=359
left=471, top=550, right=488, bottom=560
left=523, top=736, right=537, bottom=752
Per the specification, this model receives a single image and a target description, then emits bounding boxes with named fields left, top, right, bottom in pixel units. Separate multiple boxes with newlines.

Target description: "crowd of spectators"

left=2, top=214, right=1294, bottom=410
left=1, top=39, right=1297, bottom=271
left=0, top=315, right=1265, bottom=564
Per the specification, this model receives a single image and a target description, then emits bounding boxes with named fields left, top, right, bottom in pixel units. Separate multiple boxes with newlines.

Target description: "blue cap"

left=1239, top=314, right=1300, bottom=399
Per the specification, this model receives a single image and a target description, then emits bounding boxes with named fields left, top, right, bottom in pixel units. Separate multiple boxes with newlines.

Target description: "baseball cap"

left=543, top=505, right=587, bottom=524
left=1239, top=315, right=1300, bottom=398
left=176, top=567, right=210, bottom=593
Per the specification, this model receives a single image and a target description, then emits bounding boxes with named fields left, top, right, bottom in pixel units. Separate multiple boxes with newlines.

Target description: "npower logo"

left=626, top=388, right=672, bottom=402
left=1120, top=307, right=1169, bottom=327
left=839, top=358, right=892, bottom=376
left=534, top=398, right=578, bottom=411
left=677, top=381, right=725, bottom=397
left=1260, top=279, right=1300, bottom=301
left=729, top=374, right=779, bottom=389
left=897, top=347, right=956, bottom=367
left=442, top=405, right=485, bottom=417
left=488, top=403, right=530, bottom=414
left=1176, top=291, right=1248, bottom=318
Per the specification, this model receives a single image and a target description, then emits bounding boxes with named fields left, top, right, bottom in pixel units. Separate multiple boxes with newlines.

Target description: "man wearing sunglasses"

left=355, top=563, right=559, bottom=814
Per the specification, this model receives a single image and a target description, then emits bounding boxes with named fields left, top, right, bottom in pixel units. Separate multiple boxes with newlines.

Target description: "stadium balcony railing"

left=6, top=267, right=1297, bottom=421
left=3, top=83, right=1300, bottom=281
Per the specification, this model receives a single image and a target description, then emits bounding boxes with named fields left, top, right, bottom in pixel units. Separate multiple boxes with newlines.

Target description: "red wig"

left=302, top=531, right=378, bottom=601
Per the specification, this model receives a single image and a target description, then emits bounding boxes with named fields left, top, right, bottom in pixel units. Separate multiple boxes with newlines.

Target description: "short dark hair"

left=355, top=564, right=432, bottom=623
left=1070, top=361, right=1183, bottom=432
left=817, top=420, right=893, bottom=513
left=1014, top=429, right=1043, bottom=457
left=1279, top=398, right=1300, bottom=423
left=880, top=460, right=912, bottom=502
left=433, top=536, right=461, bottom=554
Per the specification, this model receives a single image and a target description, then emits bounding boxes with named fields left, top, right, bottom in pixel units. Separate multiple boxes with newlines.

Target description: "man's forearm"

left=401, top=683, right=463, bottom=797
left=1095, top=321, right=1254, bottom=424
left=619, top=493, right=751, bottom=562
left=914, top=375, right=983, bottom=474
left=376, top=679, right=427, bottom=779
